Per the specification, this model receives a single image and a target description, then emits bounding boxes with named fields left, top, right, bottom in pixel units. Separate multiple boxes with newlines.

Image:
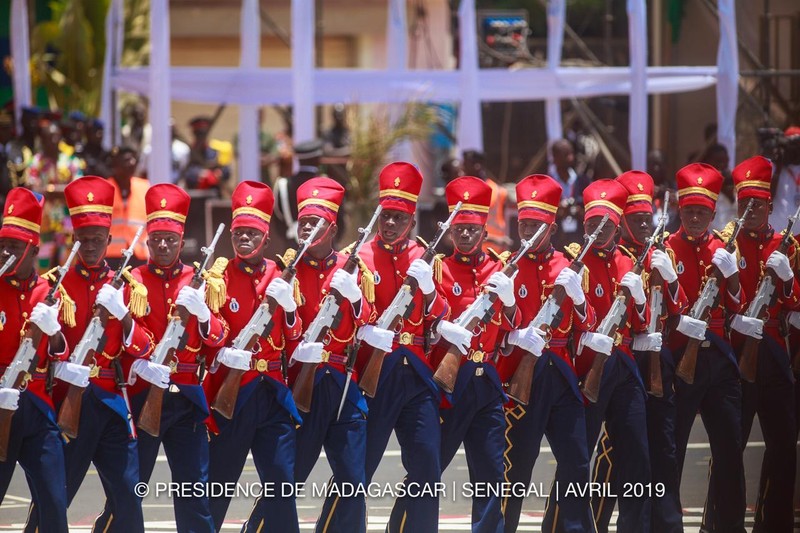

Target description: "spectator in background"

left=182, top=116, right=232, bottom=192
left=106, top=146, right=149, bottom=268
left=769, top=126, right=800, bottom=228
left=79, top=119, right=110, bottom=177
left=137, top=119, right=191, bottom=184
left=0, top=110, right=30, bottom=204
left=648, top=149, right=680, bottom=233
left=701, top=143, right=735, bottom=231
left=550, top=139, right=591, bottom=251
left=17, top=106, right=41, bottom=152
left=28, top=121, right=84, bottom=191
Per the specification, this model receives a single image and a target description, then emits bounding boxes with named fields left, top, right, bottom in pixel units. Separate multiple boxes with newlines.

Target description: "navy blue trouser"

left=503, top=354, right=594, bottom=533
left=209, top=378, right=299, bottom=533
left=591, top=348, right=682, bottom=533
left=673, top=344, right=745, bottom=533
left=366, top=360, right=442, bottom=533
left=0, top=393, right=68, bottom=533
left=294, top=371, right=367, bottom=533
left=439, top=373, right=505, bottom=533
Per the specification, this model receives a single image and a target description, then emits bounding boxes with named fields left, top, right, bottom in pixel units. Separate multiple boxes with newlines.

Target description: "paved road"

left=2, top=416, right=799, bottom=531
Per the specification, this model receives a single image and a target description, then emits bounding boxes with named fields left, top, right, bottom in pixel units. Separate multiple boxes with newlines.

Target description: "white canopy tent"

left=10, top=0, right=739, bottom=184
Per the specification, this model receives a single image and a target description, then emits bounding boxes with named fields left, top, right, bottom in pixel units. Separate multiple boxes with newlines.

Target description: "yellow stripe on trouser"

left=592, top=429, right=614, bottom=522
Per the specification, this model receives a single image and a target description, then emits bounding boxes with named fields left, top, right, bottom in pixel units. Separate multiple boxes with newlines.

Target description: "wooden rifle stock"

left=675, top=268, right=725, bottom=385
left=646, top=268, right=665, bottom=398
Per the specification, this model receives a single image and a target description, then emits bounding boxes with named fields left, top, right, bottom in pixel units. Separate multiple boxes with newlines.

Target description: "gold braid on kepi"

left=121, top=268, right=148, bottom=318
left=41, top=267, right=76, bottom=328
left=200, top=257, right=229, bottom=314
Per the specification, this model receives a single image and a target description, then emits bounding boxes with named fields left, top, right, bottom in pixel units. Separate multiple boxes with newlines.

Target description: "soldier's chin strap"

left=237, top=231, right=268, bottom=261
left=381, top=218, right=414, bottom=247
left=2, top=242, right=33, bottom=279
left=454, top=225, right=487, bottom=256
left=621, top=216, right=646, bottom=248
left=530, top=225, right=553, bottom=254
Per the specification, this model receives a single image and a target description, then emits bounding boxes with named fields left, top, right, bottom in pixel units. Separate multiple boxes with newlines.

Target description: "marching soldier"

left=666, top=163, right=746, bottom=533
left=718, top=156, right=797, bottom=532
left=433, top=176, right=521, bottom=532
left=204, top=180, right=303, bottom=531
left=591, top=171, right=688, bottom=533
left=290, top=177, right=374, bottom=533
left=356, top=162, right=451, bottom=532
left=95, top=183, right=229, bottom=531
left=0, top=187, right=69, bottom=532
left=571, top=179, right=653, bottom=533
left=25, top=176, right=154, bottom=532
left=497, top=174, right=597, bottom=533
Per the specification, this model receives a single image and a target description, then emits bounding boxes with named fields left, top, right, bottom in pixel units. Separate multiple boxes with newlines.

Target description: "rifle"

left=739, top=201, right=800, bottom=382
left=507, top=214, right=610, bottom=405
left=582, top=220, right=658, bottom=403
left=292, top=207, right=383, bottom=413
left=432, top=226, right=544, bottom=393
left=644, top=192, right=670, bottom=398
left=675, top=199, right=753, bottom=384
left=57, top=227, right=144, bottom=438
left=0, top=243, right=80, bottom=461
left=137, top=224, right=225, bottom=437
left=112, top=357, right=137, bottom=439
left=359, top=202, right=463, bottom=398
left=211, top=219, right=324, bottom=419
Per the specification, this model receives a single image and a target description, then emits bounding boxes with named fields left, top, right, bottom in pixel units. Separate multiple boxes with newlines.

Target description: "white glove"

left=555, top=267, right=585, bottom=305
left=330, top=269, right=362, bottom=304
left=766, top=251, right=794, bottom=282
left=96, top=284, right=129, bottom=320
left=176, top=284, right=211, bottom=323
left=507, top=325, right=545, bottom=357
left=486, top=271, right=516, bottom=307
left=788, top=311, right=800, bottom=331
left=631, top=332, right=663, bottom=352
left=577, top=332, right=614, bottom=355
left=712, top=248, right=738, bottom=279
left=437, top=320, right=472, bottom=355
left=676, top=315, right=707, bottom=340
left=129, top=359, right=170, bottom=389
left=730, top=314, right=763, bottom=340
left=406, top=259, right=435, bottom=295
left=216, top=347, right=252, bottom=371
left=30, top=302, right=61, bottom=336
left=620, top=272, right=646, bottom=305
left=265, top=277, right=297, bottom=312
left=650, top=249, right=678, bottom=283
left=54, top=362, right=90, bottom=388
left=291, top=341, right=324, bottom=364
left=357, top=325, right=394, bottom=352
left=0, top=388, right=20, bottom=411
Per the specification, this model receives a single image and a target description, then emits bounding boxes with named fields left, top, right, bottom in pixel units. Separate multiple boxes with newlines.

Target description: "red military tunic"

left=618, top=241, right=689, bottom=322
left=126, top=262, right=228, bottom=394
left=666, top=229, right=743, bottom=350
left=291, top=251, right=373, bottom=380
left=574, top=246, right=649, bottom=377
left=0, top=275, right=68, bottom=411
left=357, top=238, right=449, bottom=370
left=496, top=248, right=597, bottom=383
left=205, top=257, right=302, bottom=406
left=60, top=263, right=153, bottom=395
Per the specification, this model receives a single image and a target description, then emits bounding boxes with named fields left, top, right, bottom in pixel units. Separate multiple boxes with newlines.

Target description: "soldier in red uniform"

left=497, top=174, right=597, bottom=533
left=204, top=181, right=303, bottom=531
left=24, top=176, right=153, bottom=533
left=429, top=176, right=521, bottom=532
left=356, top=162, right=451, bottom=532
left=666, top=163, right=746, bottom=533
left=290, top=177, right=374, bottom=533
left=0, top=187, right=69, bottom=532
left=711, top=156, right=798, bottom=532
left=591, top=171, right=688, bottom=533
left=571, top=179, right=653, bottom=533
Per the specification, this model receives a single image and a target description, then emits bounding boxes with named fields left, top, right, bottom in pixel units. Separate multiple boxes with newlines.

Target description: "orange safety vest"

left=484, top=179, right=510, bottom=252
left=107, top=176, right=149, bottom=260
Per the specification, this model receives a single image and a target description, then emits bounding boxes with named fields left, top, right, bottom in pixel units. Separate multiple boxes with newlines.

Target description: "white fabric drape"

left=148, top=0, right=171, bottom=183
left=458, top=0, right=482, bottom=152
left=387, top=0, right=407, bottom=71
left=292, top=0, right=315, bottom=143
left=100, top=0, right=123, bottom=149
left=627, top=0, right=648, bottom=169
left=10, top=0, right=32, bottom=133
left=238, top=0, right=260, bottom=182
left=716, top=0, right=739, bottom=163
left=545, top=0, right=566, bottom=147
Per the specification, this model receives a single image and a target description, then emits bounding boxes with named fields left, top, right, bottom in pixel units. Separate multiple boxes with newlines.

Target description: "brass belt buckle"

left=613, top=332, right=623, bottom=347
left=255, top=359, right=268, bottom=372
left=169, top=360, right=178, bottom=374
left=399, top=332, right=414, bottom=346
left=470, top=350, right=484, bottom=363
left=321, top=350, right=330, bottom=363
left=89, top=365, right=100, bottom=379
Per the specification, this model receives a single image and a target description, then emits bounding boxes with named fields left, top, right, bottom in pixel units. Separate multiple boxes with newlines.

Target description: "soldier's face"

left=0, top=238, right=35, bottom=276
left=679, top=206, right=715, bottom=238
left=584, top=216, right=617, bottom=249
left=517, top=219, right=555, bottom=252
left=622, top=212, right=653, bottom=244
left=298, top=215, right=337, bottom=257
left=74, top=226, right=111, bottom=266
left=147, top=231, right=184, bottom=267
left=450, top=223, right=486, bottom=254
left=378, top=209, right=415, bottom=244
left=740, top=198, right=771, bottom=231
left=231, top=226, right=267, bottom=259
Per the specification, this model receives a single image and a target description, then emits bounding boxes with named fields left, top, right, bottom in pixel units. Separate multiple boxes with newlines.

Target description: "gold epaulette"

left=619, top=244, right=637, bottom=261
left=782, top=232, right=800, bottom=269
left=416, top=236, right=430, bottom=248
left=41, top=267, right=76, bottom=328
left=277, top=248, right=297, bottom=270
left=564, top=242, right=582, bottom=260
left=486, top=247, right=502, bottom=262
left=433, top=254, right=443, bottom=284
left=340, top=241, right=356, bottom=255
left=356, top=258, right=375, bottom=304
left=121, top=268, right=148, bottom=318
left=714, top=220, right=735, bottom=243
left=495, top=249, right=513, bottom=265
left=201, top=257, right=228, bottom=313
